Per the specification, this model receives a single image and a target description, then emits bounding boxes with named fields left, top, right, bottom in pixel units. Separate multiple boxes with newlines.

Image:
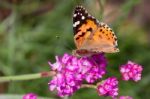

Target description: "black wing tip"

left=73, top=5, right=88, bottom=35
left=73, top=5, right=100, bottom=35
left=74, top=5, right=99, bottom=22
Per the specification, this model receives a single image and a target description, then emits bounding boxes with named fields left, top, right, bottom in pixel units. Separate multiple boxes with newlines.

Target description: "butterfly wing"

left=73, top=6, right=119, bottom=56
left=81, top=22, right=119, bottom=53
left=73, top=6, right=99, bottom=49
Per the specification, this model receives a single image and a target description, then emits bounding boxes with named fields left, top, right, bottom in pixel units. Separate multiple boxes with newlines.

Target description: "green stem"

left=81, top=84, right=97, bottom=89
left=0, top=71, right=56, bottom=83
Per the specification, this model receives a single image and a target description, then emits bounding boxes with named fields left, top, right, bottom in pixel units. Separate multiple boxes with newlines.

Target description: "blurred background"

left=0, top=0, right=150, bottom=99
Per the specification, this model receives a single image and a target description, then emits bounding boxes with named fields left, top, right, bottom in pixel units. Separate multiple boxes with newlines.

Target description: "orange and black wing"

left=73, top=5, right=99, bottom=49
left=73, top=5, right=119, bottom=56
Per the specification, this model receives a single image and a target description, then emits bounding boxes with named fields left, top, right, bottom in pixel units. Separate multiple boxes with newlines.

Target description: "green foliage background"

left=0, top=0, right=150, bottom=99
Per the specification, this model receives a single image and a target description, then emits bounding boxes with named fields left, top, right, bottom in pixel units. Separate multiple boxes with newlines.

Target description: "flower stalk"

left=81, top=84, right=97, bottom=89
left=0, top=71, right=56, bottom=83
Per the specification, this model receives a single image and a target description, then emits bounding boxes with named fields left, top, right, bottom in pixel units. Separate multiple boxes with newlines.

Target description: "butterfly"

left=72, top=5, right=119, bottom=57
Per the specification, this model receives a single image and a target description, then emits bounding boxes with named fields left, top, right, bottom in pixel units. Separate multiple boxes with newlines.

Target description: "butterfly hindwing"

left=81, top=22, right=118, bottom=53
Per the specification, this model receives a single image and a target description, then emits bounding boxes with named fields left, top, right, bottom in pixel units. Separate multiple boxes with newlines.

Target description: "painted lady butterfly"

left=72, top=5, right=119, bottom=57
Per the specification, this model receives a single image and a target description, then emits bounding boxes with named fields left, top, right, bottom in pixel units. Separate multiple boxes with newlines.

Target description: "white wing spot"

left=73, top=14, right=77, bottom=17
left=81, top=16, right=85, bottom=20
left=73, top=21, right=80, bottom=27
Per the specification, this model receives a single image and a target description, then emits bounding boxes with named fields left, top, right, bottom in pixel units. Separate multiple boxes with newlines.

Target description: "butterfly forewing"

left=73, top=6, right=99, bottom=49
left=73, top=6, right=100, bottom=34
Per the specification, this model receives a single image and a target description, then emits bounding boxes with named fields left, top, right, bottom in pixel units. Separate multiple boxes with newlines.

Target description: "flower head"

left=119, top=96, right=133, bottom=99
left=48, top=53, right=83, bottom=97
left=97, top=77, right=118, bottom=98
left=83, top=53, right=107, bottom=83
left=23, top=93, right=37, bottom=99
left=48, top=53, right=107, bottom=97
left=120, top=61, right=143, bottom=82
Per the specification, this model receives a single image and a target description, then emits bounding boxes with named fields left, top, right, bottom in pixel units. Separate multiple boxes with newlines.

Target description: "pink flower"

left=48, top=53, right=107, bottom=97
left=97, top=77, right=118, bottom=98
left=119, top=96, right=133, bottom=99
left=23, top=93, right=37, bottom=99
left=48, top=53, right=83, bottom=97
left=84, top=53, right=107, bottom=83
left=120, top=61, right=143, bottom=82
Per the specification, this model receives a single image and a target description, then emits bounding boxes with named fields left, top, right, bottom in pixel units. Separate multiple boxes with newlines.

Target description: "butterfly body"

left=73, top=6, right=119, bottom=57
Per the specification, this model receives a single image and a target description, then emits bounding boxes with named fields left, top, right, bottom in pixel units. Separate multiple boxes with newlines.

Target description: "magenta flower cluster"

left=119, top=96, right=133, bottom=99
left=23, top=93, right=37, bottom=99
left=48, top=53, right=107, bottom=97
left=97, top=77, right=118, bottom=98
left=48, top=53, right=143, bottom=98
left=120, top=61, right=143, bottom=82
